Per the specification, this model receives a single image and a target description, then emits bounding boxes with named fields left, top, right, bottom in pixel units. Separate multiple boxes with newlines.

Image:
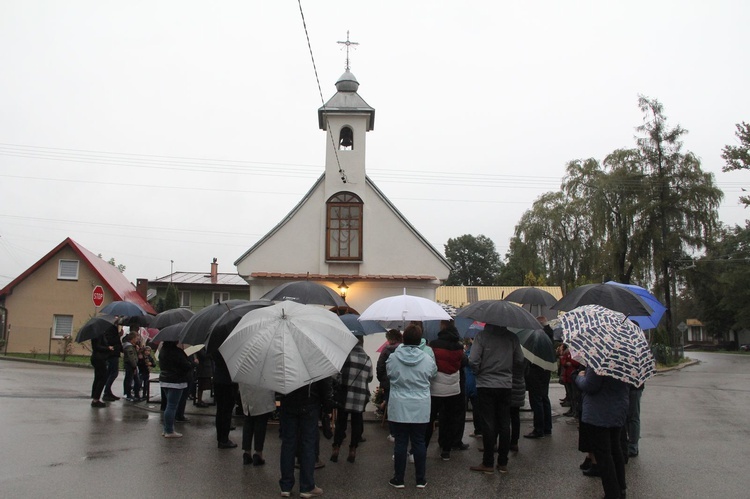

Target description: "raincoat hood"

left=391, top=344, right=427, bottom=367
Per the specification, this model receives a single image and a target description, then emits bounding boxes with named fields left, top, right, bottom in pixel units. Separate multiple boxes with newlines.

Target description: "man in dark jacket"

left=102, top=322, right=123, bottom=401
left=524, top=360, right=552, bottom=439
left=279, top=378, right=333, bottom=498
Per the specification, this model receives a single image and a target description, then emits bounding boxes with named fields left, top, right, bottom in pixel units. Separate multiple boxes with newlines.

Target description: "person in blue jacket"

left=386, top=324, right=437, bottom=490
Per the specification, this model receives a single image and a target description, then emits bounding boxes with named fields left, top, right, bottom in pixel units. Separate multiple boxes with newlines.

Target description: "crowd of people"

left=88, top=313, right=644, bottom=499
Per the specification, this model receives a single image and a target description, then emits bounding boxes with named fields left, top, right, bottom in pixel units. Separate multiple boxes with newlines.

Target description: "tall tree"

left=636, top=96, right=723, bottom=349
left=444, top=234, right=503, bottom=285
left=164, top=284, right=180, bottom=310
left=721, top=121, right=750, bottom=206
left=512, top=190, right=600, bottom=289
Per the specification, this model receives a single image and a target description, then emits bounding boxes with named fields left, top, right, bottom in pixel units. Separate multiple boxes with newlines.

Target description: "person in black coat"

left=278, top=378, right=333, bottom=498
left=212, top=350, right=239, bottom=449
left=89, top=334, right=111, bottom=407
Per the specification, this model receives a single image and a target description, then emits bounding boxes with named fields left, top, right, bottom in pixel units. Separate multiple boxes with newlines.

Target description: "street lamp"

left=338, top=280, right=349, bottom=299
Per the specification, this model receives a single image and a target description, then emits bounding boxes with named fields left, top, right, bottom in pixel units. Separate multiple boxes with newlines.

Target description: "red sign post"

left=92, top=285, right=104, bottom=308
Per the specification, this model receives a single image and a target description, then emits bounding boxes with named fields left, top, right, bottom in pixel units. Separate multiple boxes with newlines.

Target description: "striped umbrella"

left=560, top=304, right=656, bottom=387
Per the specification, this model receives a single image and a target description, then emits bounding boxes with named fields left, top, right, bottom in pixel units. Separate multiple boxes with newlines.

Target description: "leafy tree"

left=498, top=235, right=546, bottom=285
left=164, top=284, right=180, bottom=310
left=721, top=121, right=750, bottom=206
left=97, top=254, right=126, bottom=273
left=444, top=234, right=503, bottom=285
left=636, top=95, right=723, bottom=347
left=686, top=222, right=750, bottom=334
left=512, top=190, right=600, bottom=289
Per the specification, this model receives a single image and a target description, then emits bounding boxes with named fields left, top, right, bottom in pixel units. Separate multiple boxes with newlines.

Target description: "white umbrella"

left=218, top=301, right=358, bottom=395
left=358, top=291, right=452, bottom=323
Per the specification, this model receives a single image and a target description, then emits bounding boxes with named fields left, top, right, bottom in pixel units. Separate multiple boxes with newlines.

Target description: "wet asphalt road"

left=0, top=352, right=748, bottom=499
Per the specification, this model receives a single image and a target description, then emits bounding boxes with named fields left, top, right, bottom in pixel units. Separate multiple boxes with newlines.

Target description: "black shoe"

left=102, top=394, right=120, bottom=401
left=562, top=410, right=574, bottom=417
left=195, top=402, right=209, bottom=408
left=218, top=440, right=238, bottom=449
left=440, top=450, right=451, bottom=461
left=628, top=450, right=639, bottom=458
left=243, top=452, right=252, bottom=465
left=452, top=442, right=470, bottom=451
left=523, top=431, right=544, bottom=439
left=579, top=457, right=592, bottom=470
left=252, top=453, right=265, bottom=466
left=582, top=466, right=601, bottom=477
left=175, top=417, right=190, bottom=423
left=91, top=400, right=106, bottom=408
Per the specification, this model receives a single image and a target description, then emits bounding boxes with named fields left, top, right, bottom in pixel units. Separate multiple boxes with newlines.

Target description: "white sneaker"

left=387, top=434, right=395, bottom=442
left=163, top=432, right=183, bottom=438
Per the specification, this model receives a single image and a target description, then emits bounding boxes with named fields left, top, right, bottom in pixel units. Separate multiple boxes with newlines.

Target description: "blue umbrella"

left=339, top=313, right=387, bottom=335
left=605, top=281, right=666, bottom=329
left=100, top=300, right=147, bottom=316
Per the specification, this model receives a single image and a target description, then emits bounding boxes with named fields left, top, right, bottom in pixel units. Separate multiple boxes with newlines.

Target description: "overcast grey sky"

left=1, top=1, right=749, bottom=288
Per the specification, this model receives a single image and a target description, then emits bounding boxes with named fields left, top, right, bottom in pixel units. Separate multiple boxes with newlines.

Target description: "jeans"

left=333, top=410, right=364, bottom=448
left=90, top=356, right=108, bottom=400
left=123, top=364, right=141, bottom=398
left=279, top=403, right=319, bottom=494
left=243, top=412, right=271, bottom=453
left=528, top=389, right=552, bottom=434
left=590, top=425, right=627, bottom=499
left=104, top=356, right=120, bottom=396
left=476, top=387, right=512, bottom=467
left=163, top=387, right=185, bottom=434
left=627, top=388, right=643, bottom=454
left=392, top=422, right=428, bottom=484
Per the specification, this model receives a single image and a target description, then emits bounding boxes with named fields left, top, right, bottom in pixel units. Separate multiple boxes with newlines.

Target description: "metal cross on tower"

left=337, top=30, right=359, bottom=71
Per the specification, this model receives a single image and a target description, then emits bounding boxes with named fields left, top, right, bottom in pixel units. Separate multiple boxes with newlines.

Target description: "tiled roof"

left=151, top=272, right=248, bottom=286
left=0, top=237, right=156, bottom=314
left=249, top=273, right=438, bottom=281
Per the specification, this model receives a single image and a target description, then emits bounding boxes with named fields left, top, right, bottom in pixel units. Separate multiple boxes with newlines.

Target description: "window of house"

left=58, top=260, right=79, bottom=280
left=52, top=315, right=73, bottom=338
left=326, top=192, right=363, bottom=261
left=179, top=291, right=191, bottom=308
left=213, top=292, right=230, bottom=303
left=338, top=126, right=354, bottom=150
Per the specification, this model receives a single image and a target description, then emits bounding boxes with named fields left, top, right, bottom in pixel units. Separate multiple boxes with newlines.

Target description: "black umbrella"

left=178, top=299, right=250, bottom=345
left=456, top=300, right=542, bottom=330
left=204, top=300, right=274, bottom=352
left=75, top=315, right=118, bottom=343
left=551, top=283, right=654, bottom=317
left=123, top=314, right=153, bottom=328
left=152, top=308, right=195, bottom=329
left=261, top=281, right=348, bottom=308
left=99, top=300, right=148, bottom=316
left=504, top=287, right=558, bottom=307
left=152, top=322, right=187, bottom=343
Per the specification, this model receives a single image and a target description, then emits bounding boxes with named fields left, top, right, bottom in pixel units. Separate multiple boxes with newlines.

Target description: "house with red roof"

left=0, top=237, right=155, bottom=355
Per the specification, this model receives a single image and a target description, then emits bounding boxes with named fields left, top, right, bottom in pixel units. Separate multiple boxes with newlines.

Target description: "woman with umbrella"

left=575, top=367, right=629, bottom=499
left=386, top=324, right=437, bottom=489
left=158, top=340, right=194, bottom=439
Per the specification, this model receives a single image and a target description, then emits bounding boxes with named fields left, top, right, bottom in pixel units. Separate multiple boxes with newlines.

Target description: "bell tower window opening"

left=327, top=192, right=363, bottom=261
left=338, top=126, right=354, bottom=150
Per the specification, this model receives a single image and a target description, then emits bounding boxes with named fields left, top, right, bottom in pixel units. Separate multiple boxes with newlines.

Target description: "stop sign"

left=92, top=285, right=104, bottom=307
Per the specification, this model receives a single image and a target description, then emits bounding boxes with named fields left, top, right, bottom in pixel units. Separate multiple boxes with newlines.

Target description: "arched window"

left=338, top=126, right=354, bottom=150
left=326, top=192, right=363, bottom=261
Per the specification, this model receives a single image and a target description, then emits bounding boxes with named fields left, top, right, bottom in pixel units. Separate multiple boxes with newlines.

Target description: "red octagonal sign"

left=92, top=285, right=104, bottom=307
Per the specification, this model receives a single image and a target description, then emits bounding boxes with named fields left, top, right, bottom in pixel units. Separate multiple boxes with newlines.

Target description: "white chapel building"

left=234, top=68, right=451, bottom=313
